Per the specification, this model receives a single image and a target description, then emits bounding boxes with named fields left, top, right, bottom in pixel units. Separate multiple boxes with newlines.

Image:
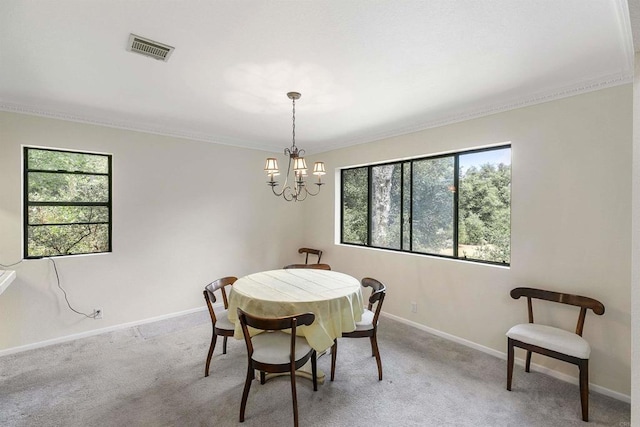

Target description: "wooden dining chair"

left=331, top=277, right=386, bottom=381
left=506, top=287, right=605, bottom=422
left=237, top=308, right=317, bottom=427
left=283, top=263, right=331, bottom=270
left=298, top=247, right=322, bottom=264
left=203, top=276, right=237, bottom=377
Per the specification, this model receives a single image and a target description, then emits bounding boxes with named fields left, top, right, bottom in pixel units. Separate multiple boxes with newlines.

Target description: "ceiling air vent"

left=127, top=34, right=174, bottom=62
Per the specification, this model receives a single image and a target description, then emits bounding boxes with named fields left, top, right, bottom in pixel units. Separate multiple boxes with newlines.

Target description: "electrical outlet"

left=94, top=308, right=103, bottom=319
left=411, top=302, right=417, bottom=313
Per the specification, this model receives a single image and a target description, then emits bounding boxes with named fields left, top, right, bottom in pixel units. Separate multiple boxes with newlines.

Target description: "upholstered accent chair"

left=506, top=287, right=605, bottom=422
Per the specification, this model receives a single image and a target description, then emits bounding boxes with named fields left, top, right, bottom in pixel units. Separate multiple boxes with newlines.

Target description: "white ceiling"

left=0, top=1, right=635, bottom=154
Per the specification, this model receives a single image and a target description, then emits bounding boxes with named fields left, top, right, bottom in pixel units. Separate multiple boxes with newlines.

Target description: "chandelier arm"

left=282, top=186, right=296, bottom=202
left=270, top=184, right=286, bottom=197
left=281, top=156, right=293, bottom=189
left=303, top=182, right=323, bottom=197
left=296, top=188, right=308, bottom=202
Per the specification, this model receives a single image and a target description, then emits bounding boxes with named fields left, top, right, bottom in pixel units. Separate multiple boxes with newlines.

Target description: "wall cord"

left=1, top=257, right=97, bottom=319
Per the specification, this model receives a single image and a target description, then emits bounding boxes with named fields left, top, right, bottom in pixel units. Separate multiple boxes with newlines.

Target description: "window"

left=341, top=145, right=511, bottom=265
left=24, top=147, right=112, bottom=258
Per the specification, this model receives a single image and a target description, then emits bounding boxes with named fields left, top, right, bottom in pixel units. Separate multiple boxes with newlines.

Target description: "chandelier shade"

left=292, top=157, right=307, bottom=172
left=313, top=162, right=326, bottom=176
left=265, top=92, right=325, bottom=202
left=264, top=158, right=279, bottom=175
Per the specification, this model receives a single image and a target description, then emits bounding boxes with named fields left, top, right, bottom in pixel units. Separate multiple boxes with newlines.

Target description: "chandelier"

left=264, top=92, right=325, bottom=202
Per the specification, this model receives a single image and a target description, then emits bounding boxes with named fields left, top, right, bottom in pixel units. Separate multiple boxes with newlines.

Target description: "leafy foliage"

left=28, top=149, right=108, bottom=173
left=371, top=164, right=401, bottom=249
left=412, top=157, right=454, bottom=255
left=342, top=167, right=368, bottom=244
left=28, top=224, right=109, bottom=257
left=341, top=147, right=511, bottom=264
left=25, top=148, right=111, bottom=258
left=458, top=163, right=511, bottom=263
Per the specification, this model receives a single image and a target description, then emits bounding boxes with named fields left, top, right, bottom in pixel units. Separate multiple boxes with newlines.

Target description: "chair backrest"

left=237, top=308, right=315, bottom=356
left=283, top=263, right=331, bottom=270
left=203, top=276, right=238, bottom=321
left=362, top=277, right=386, bottom=324
left=298, top=247, right=323, bottom=264
left=510, top=287, right=604, bottom=336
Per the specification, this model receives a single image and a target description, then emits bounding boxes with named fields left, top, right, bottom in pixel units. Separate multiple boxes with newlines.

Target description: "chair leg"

left=260, top=371, right=266, bottom=385
left=290, top=362, right=299, bottom=427
left=205, top=333, right=217, bottom=377
left=525, top=350, right=532, bottom=373
left=579, top=359, right=589, bottom=422
left=223, top=336, right=228, bottom=354
left=330, top=339, right=337, bottom=381
left=369, top=334, right=376, bottom=357
left=311, top=350, right=318, bottom=391
left=239, top=364, right=254, bottom=423
left=506, top=338, right=514, bottom=391
left=371, top=333, right=383, bottom=381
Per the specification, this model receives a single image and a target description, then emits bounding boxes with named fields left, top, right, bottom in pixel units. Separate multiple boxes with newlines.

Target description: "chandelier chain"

left=291, top=97, right=296, bottom=149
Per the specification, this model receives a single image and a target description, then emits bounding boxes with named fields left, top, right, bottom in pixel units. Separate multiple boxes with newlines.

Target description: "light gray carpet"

left=0, top=312, right=630, bottom=426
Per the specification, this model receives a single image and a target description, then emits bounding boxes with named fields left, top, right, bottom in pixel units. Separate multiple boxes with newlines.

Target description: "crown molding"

left=316, top=71, right=634, bottom=154
left=0, top=71, right=633, bottom=155
left=0, top=102, right=283, bottom=153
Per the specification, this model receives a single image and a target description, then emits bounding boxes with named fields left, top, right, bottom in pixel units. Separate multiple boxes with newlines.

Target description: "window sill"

left=335, top=243, right=510, bottom=269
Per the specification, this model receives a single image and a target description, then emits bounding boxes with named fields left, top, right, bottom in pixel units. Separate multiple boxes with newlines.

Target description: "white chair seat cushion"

left=354, top=308, right=375, bottom=331
left=214, top=309, right=234, bottom=331
left=251, top=331, right=313, bottom=365
left=506, top=323, right=591, bottom=359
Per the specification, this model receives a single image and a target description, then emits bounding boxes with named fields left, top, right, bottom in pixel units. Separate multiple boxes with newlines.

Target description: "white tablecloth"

left=227, top=269, right=364, bottom=351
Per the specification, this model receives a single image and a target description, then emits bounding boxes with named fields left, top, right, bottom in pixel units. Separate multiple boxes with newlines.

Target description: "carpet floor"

left=0, top=311, right=630, bottom=426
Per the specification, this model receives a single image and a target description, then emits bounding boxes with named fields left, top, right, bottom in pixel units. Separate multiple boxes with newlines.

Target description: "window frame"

left=23, top=146, right=113, bottom=259
left=340, top=144, right=511, bottom=267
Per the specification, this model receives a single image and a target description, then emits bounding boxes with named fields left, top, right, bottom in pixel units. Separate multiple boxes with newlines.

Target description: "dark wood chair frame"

left=283, top=263, right=332, bottom=270
left=203, top=276, right=237, bottom=377
left=331, top=277, right=386, bottom=381
left=298, top=247, right=323, bottom=264
left=506, top=287, right=605, bottom=422
left=237, top=308, right=317, bottom=427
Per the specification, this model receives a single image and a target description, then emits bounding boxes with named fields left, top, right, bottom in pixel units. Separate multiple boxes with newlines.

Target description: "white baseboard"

left=382, top=311, right=631, bottom=404
left=0, top=306, right=209, bottom=357
left=1, top=306, right=630, bottom=404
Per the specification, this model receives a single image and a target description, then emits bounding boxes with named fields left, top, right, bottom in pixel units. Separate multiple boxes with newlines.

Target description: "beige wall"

left=304, top=85, right=633, bottom=397
left=632, top=52, right=639, bottom=424
left=0, top=83, right=633, bottom=399
left=0, top=112, right=305, bottom=351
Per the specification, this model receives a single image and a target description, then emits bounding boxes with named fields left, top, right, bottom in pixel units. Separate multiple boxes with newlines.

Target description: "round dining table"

left=227, top=268, right=365, bottom=353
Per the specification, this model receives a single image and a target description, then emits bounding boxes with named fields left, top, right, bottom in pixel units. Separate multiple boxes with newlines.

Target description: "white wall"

left=303, top=85, right=633, bottom=397
left=0, top=112, right=305, bottom=351
left=632, top=52, right=640, bottom=425
left=0, top=84, right=633, bottom=399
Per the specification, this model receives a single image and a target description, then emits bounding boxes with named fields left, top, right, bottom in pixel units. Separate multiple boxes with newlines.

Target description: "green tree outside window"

left=24, top=147, right=112, bottom=258
left=340, top=146, right=510, bottom=265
